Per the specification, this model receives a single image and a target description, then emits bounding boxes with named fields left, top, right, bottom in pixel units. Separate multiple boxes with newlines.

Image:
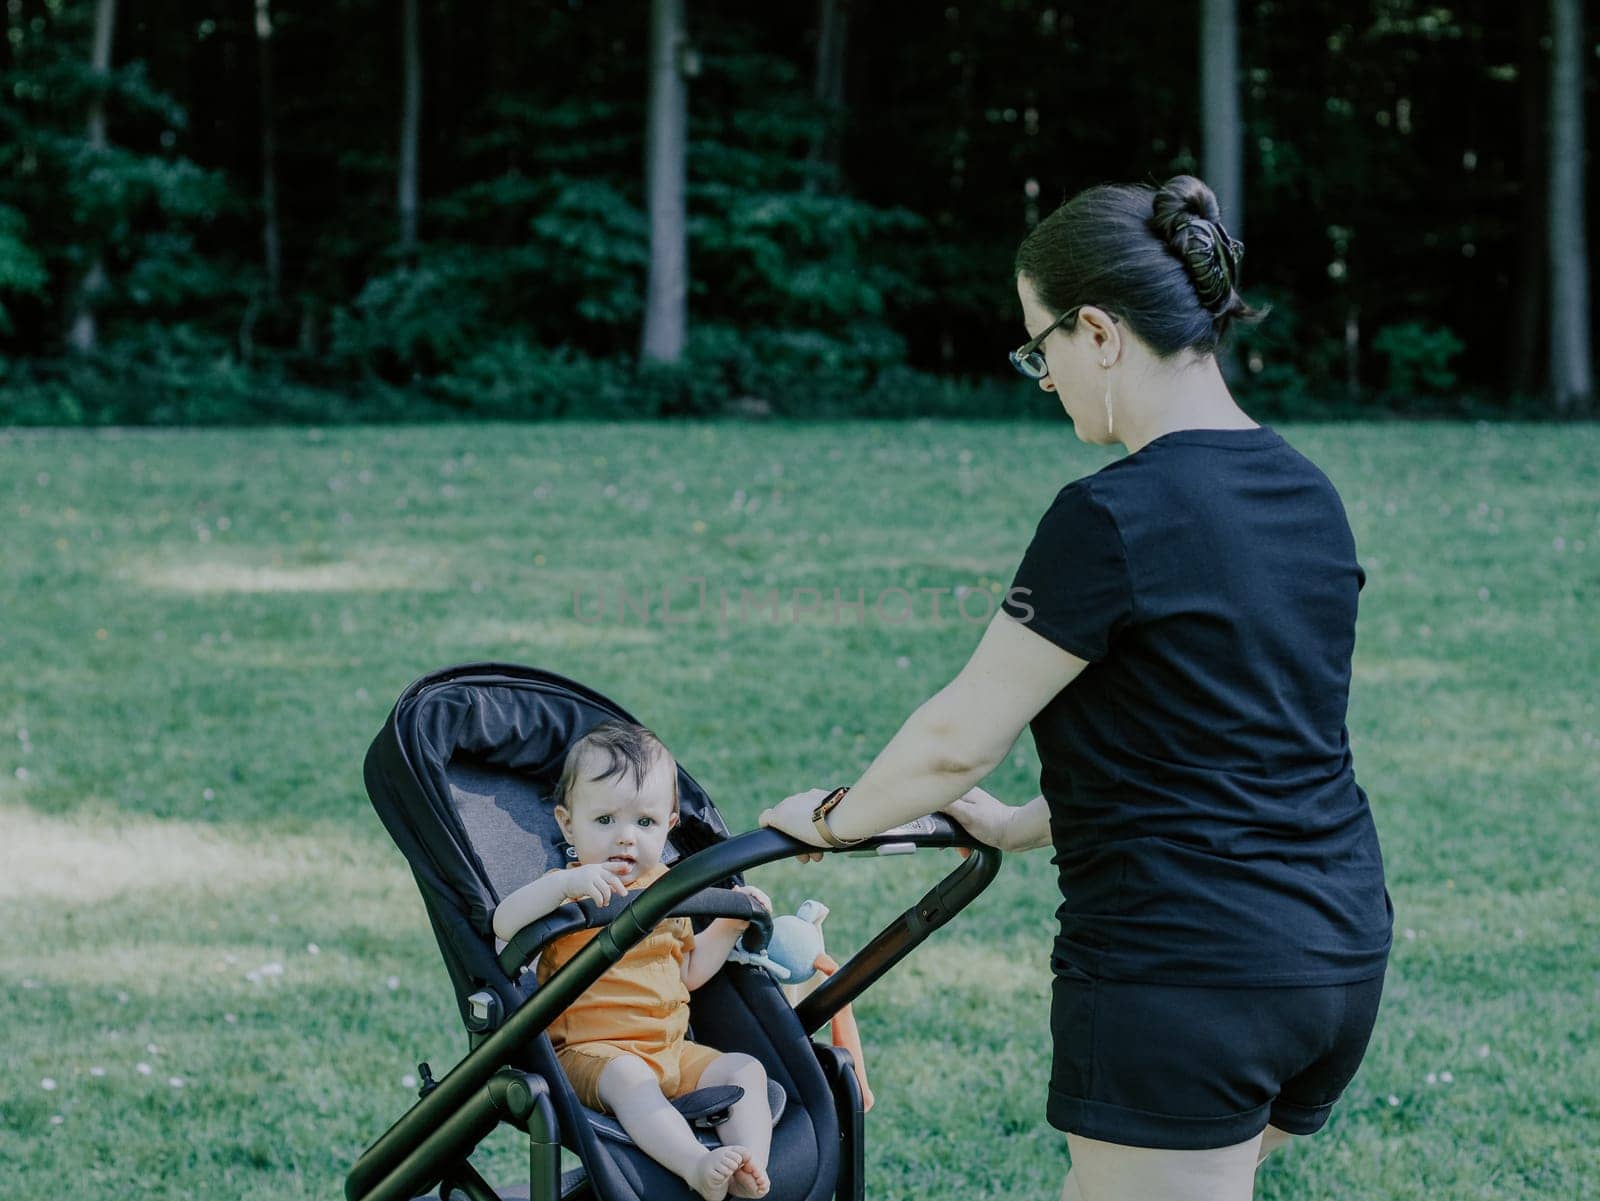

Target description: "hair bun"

left=1148, top=175, right=1244, bottom=315
left=1151, top=175, right=1222, bottom=229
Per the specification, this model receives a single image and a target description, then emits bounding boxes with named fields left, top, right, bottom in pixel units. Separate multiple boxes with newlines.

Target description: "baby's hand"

left=732, top=884, right=772, bottom=922
left=561, top=864, right=628, bottom=906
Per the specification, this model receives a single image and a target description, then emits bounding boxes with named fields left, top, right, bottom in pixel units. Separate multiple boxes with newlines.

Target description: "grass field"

left=2, top=420, right=1597, bottom=1200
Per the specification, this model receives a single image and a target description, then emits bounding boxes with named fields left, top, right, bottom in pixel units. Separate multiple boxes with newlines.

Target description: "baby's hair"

left=555, top=719, right=677, bottom=812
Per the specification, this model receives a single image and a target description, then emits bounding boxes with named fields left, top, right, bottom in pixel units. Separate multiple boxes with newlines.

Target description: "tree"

left=255, top=0, right=282, bottom=308
left=0, top=0, right=238, bottom=368
left=65, top=0, right=117, bottom=354
left=0, top=0, right=1583, bottom=418
left=398, top=0, right=422, bottom=251
left=1200, top=0, right=1244, bottom=239
left=1510, top=1, right=1547, bottom=398
left=806, top=0, right=851, bottom=193
left=641, top=0, right=690, bottom=365
left=1547, top=0, right=1593, bottom=414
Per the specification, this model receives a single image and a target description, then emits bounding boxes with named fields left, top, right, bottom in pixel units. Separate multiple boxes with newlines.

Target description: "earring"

left=1102, top=363, right=1113, bottom=436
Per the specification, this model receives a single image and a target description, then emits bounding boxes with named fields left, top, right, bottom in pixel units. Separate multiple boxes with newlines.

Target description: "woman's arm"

left=762, top=613, right=1088, bottom=844
left=1005, top=796, right=1053, bottom=850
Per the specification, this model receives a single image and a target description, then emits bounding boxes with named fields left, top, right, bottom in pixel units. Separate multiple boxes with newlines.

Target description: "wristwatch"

left=811, top=786, right=864, bottom=849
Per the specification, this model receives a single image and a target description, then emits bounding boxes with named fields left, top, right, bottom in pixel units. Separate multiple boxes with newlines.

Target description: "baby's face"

left=557, top=753, right=678, bottom=885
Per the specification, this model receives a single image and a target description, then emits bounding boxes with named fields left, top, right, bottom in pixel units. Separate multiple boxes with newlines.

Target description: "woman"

left=759, top=176, right=1392, bottom=1201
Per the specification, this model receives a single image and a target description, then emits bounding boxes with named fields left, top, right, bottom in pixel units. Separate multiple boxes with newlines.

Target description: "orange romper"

left=535, top=863, right=723, bottom=1111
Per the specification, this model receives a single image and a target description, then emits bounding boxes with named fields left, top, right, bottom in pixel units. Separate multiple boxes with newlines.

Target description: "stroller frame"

left=346, top=664, right=1003, bottom=1201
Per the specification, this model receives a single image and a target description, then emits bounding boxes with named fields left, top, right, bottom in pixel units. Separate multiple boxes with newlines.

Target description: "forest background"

left=0, top=0, right=1595, bottom=425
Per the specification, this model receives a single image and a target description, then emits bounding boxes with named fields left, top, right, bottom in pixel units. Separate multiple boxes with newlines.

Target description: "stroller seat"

left=440, top=753, right=790, bottom=1157
left=346, top=663, right=1001, bottom=1201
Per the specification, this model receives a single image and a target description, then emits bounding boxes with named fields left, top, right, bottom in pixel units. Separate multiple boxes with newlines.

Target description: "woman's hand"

left=759, top=788, right=832, bottom=863
left=942, top=786, right=1019, bottom=852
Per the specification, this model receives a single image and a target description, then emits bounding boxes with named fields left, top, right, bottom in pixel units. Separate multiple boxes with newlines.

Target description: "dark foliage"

left=0, top=0, right=1593, bottom=423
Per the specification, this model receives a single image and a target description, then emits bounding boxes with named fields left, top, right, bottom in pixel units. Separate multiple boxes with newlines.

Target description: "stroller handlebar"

left=348, top=818, right=1000, bottom=1201
left=496, top=814, right=983, bottom=978
left=500, top=821, right=1001, bottom=1039
left=498, top=887, right=774, bottom=979
left=839, top=811, right=970, bottom=849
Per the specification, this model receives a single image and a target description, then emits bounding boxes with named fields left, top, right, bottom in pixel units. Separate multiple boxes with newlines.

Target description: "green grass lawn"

left=2, top=420, right=1596, bottom=1200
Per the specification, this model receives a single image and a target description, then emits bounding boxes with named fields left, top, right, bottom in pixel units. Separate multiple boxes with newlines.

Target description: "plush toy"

left=731, top=899, right=874, bottom=1111
left=733, top=898, right=830, bottom=984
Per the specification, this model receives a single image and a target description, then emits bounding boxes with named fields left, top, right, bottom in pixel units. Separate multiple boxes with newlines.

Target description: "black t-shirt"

left=1003, top=426, right=1392, bottom=987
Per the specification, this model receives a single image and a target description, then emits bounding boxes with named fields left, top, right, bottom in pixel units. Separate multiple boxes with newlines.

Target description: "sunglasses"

left=1007, top=305, right=1117, bottom=380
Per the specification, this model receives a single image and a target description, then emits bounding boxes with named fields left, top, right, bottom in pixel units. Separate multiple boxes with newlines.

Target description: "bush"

left=1230, top=289, right=1334, bottom=415
left=328, top=251, right=495, bottom=381
left=681, top=322, right=901, bottom=416
left=854, top=365, right=1039, bottom=419
left=1371, top=321, right=1465, bottom=397
left=0, top=202, right=48, bottom=336
left=430, top=331, right=1038, bottom=421
left=0, top=326, right=461, bottom=426
left=0, top=325, right=254, bottom=424
left=433, top=339, right=634, bottom=419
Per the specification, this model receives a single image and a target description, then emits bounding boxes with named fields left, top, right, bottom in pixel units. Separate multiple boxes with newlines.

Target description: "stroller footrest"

left=583, top=1080, right=787, bottom=1147
left=584, top=1085, right=741, bottom=1145
left=674, top=1084, right=746, bottom=1128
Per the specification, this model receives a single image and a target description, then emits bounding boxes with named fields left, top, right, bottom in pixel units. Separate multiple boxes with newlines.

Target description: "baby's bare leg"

left=597, top=1055, right=743, bottom=1201
left=697, top=1052, right=772, bottom=1198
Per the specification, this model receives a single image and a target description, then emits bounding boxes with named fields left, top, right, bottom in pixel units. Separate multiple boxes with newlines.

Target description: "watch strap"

left=811, top=786, right=862, bottom=849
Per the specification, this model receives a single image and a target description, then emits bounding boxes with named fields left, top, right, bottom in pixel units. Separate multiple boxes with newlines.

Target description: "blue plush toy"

left=730, top=899, right=830, bottom=983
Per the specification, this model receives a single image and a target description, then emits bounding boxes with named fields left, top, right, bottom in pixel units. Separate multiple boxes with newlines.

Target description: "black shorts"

left=1048, top=964, right=1386, bottom=1151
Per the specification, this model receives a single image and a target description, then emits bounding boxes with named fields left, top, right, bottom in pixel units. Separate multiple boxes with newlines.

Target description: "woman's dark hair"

left=1014, top=175, right=1262, bottom=358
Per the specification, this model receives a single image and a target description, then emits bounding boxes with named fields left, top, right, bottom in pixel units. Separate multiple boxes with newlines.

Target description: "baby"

left=493, top=720, right=772, bottom=1201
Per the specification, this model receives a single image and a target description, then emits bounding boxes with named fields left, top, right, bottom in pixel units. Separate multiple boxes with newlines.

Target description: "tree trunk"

left=1510, top=0, right=1547, bottom=398
left=66, top=0, right=117, bottom=355
left=805, top=0, right=850, bottom=193
left=256, top=0, right=282, bottom=307
left=398, top=0, right=422, bottom=251
left=1200, top=0, right=1243, bottom=239
left=84, top=0, right=113, bottom=154
left=640, top=0, right=689, bottom=365
left=1, top=0, right=15, bottom=73
left=1547, top=0, right=1593, bottom=414
left=1344, top=305, right=1361, bottom=404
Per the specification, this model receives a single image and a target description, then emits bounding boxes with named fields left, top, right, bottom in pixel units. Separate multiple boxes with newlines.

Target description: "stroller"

left=345, top=663, right=1001, bottom=1201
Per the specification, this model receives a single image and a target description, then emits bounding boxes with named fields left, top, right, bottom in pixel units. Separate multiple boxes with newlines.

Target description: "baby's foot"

left=687, top=1146, right=745, bottom=1201
left=728, top=1154, right=770, bottom=1199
